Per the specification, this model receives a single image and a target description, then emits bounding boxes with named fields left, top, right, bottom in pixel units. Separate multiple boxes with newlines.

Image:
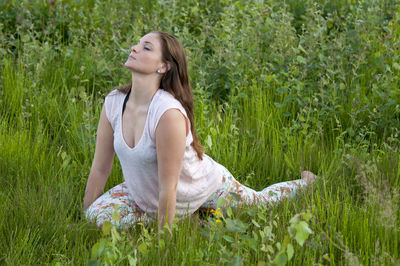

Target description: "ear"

left=160, top=62, right=171, bottom=73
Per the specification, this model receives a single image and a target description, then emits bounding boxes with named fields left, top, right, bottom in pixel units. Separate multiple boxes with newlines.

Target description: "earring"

left=157, top=69, right=161, bottom=73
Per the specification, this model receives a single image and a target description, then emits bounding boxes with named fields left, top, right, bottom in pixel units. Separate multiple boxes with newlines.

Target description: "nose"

left=131, top=44, right=139, bottom=53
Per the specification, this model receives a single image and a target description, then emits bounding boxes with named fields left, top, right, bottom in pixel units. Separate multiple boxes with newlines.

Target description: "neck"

left=129, top=72, right=160, bottom=106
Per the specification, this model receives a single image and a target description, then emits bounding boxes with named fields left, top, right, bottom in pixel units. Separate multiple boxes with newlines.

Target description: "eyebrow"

left=138, top=39, right=153, bottom=46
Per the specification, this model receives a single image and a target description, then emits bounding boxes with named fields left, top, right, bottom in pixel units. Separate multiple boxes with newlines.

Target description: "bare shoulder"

left=156, top=109, right=186, bottom=160
left=159, top=108, right=186, bottom=123
left=156, top=109, right=187, bottom=137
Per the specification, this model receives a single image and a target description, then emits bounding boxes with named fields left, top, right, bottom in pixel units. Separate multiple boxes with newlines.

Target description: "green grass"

left=1, top=0, right=399, bottom=264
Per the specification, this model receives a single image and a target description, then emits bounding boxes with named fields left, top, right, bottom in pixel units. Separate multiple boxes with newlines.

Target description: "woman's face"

left=124, top=33, right=165, bottom=74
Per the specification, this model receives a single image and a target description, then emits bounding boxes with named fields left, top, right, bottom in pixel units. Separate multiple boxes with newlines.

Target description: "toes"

left=301, top=171, right=317, bottom=184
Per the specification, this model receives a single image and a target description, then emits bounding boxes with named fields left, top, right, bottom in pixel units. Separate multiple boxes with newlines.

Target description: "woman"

left=83, top=31, right=317, bottom=229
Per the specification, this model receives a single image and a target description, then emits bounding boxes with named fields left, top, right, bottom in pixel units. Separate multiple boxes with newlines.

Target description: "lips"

left=129, top=55, right=135, bottom=60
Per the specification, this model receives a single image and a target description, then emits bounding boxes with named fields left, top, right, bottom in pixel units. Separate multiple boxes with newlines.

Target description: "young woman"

left=83, top=31, right=317, bottom=229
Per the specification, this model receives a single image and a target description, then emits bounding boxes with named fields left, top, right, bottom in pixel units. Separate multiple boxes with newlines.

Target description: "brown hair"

left=117, top=31, right=204, bottom=159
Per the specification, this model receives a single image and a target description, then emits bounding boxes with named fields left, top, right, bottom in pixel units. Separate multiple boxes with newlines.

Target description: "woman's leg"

left=84, top=182, right=152, bottom=229
left=202, top=166, right=315, bottom=209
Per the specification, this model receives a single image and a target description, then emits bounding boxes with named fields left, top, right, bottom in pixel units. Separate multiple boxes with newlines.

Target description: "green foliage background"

left=0, top=0, right=399, bottom=264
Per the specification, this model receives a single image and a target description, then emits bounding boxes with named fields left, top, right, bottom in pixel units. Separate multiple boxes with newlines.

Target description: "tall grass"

left=1, top=0, right=399, bottom=264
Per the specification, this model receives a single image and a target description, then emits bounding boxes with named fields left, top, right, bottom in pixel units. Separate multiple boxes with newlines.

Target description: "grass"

left=1, top=0, right=399, bottom=264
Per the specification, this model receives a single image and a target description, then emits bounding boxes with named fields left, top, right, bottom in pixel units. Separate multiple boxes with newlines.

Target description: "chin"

left=124, top=62, right=134, bottom=71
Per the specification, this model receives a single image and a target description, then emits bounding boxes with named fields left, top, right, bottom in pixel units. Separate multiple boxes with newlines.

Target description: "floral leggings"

left=85, top=166, right=310, bottom=229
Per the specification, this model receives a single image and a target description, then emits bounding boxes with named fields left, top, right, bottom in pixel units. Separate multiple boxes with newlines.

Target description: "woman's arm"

left=83, top=105, right=115, bottom=211
left=156, top=109, right=187, bottom=228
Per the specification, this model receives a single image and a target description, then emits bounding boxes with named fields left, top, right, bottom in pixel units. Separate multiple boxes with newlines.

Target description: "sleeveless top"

left=104, top=89, right=223, bottom=216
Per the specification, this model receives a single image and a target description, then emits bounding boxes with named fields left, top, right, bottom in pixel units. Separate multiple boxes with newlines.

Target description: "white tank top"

left=104, top=89, right=223, bottom=216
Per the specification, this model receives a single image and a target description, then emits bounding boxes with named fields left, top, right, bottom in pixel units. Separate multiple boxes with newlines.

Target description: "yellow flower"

left=216, top=219, right=221, bottom=224
left=213, top=208, right=222, bottom=217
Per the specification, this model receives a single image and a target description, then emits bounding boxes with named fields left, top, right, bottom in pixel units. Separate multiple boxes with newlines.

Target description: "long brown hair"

left=117, top=31, right=204, bottom=159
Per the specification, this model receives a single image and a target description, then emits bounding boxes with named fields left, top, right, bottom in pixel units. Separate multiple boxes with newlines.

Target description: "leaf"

left=223, top=235, right=234, bottom=243
left=231, top=255, right=242, bottom=265
left=296, top=55, right=306, bottom=64
left=282, top=236, right=290, bottom=247
left=137, top=242, right=149, bottom=254
left=267, top=245, right=274, bottom=254
left=265, top=74, right=275, bottom=82
left=294, top=221, right=313, bottom=246
left=393, top=62, right=400, bottom=71
left=247, top=238, right=258, bottom=252
left=112, top=205, right=120, bottom=223
left=102, top=221, right=112, bottom=236
left=251, top=219, right=260, bottom=228
left=263, top=225, right=273, bottom=238
left=158, top=238, right=165, bottom=250
left=272, top=252, right=288, bottom=266
left=128, top=254, right=137, bottom=266
left=273, top=220, right=278, bottom=228
left=226, top=206, right=233, bottom=218
left=289, top=214, right=300, bottom=225
left=217, top=197, right=227, bottom=208
left=225, top=218, right=248, bottom=233
left=301, top=210, right=312, bottom=222
left=252, top=231, right=259, bottom=241
left=91, top=242, right=100, bottom=259
left=257, top=211, right=266, bottom=222
left=286, top=243, right=294, bottom=260
left=246, top=209, right=256, bottom=217
left=88, top=259, right=100, bottom=266
left=111, top=227, right=121, bottom=241
left=346, top=127, right=355, bottom=137
left=323, top=253, right=330, bottom=262
left=91, top=239, right=106, bottom=259
left=21, top=34, right=30, bottom=43
left=298, top=44, right=307, bottom=54
left=228, top=192, right=242, bottom=202
left=206, top=135, right=212, bottom=148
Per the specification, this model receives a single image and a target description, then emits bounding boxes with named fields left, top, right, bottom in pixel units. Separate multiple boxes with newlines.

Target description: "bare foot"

left=301, top=171, right=317, bottom=185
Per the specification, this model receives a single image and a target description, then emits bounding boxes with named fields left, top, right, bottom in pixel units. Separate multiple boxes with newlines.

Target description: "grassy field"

left=1, top=0, right=399, bottom=264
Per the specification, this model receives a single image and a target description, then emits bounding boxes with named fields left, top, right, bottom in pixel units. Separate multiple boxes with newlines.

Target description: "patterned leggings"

left=84, top=166, right=310, bottom=229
